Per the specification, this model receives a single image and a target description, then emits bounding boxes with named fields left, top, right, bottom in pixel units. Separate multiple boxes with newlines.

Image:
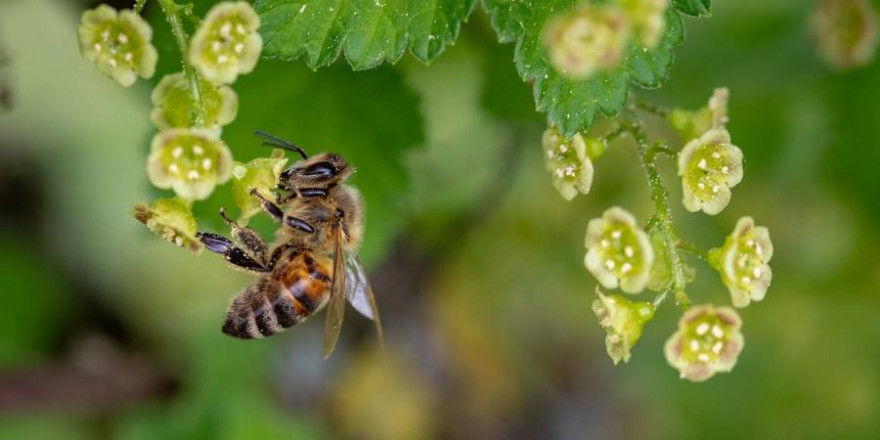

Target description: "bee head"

left=280, top=153, right=353, bottom=187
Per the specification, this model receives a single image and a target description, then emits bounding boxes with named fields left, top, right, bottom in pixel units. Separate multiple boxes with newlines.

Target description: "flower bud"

left=668, top=87, right=729, bottom=142
left=593, top=290, right=655, bottom=364
left=664, top=304, right=744, bottom=382
left=132, top=198, right=202, bottom=253
left=585, top=207, right=654, bottom=293
left=232, top=149, right=289, bottom=224
left=677, top=128, right=743, bottom=215
left=709, top=217, right=774, bottom=308
left=543, top=5, right=630, bottom=79
left=78, top=5, right=157, bottom=87
left=543, top=127, right=595, bottom=201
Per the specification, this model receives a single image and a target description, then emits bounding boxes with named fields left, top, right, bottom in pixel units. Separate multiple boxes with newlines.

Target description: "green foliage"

left=255, top=0, right=477, bottom=70
left=483, top=1, right=684, bottom=137
left=672, top=0, right=712, bottom=17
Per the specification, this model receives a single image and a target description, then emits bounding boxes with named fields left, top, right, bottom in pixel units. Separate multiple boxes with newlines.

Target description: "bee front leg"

left=197, top=232, right=270, bottom=272
left=249, top=188, right=315, bottom=234
left=219, top=207, right=269, bottom=264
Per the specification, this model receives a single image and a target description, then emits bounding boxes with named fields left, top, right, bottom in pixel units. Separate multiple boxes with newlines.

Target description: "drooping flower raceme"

left=585, top=207, right=654, bottom=293
left=150, top=72, right=239, bottom=129
left=593, top=290, right=655, bottom=364
left=542, top=127, right=597, bottom=201
left=617, top=0, right=668, bottom=48
left=665, top=305, right=744, bottom=382
left=78, top=5, right=157, bottom=87
left=709, top=217, right=774, bottom=308
left=132, top=198, right=202, bottom=253
left=232, top=149, right=289, bottom=224
left=543, top=5, right=630, bottom=79
left=810, top=0, right=879, bottom=70
left=147, top=128, right=233, bottom=201
left=189, top=1, right=262, bottom=84
left=677, top=128, right=743, bottom=215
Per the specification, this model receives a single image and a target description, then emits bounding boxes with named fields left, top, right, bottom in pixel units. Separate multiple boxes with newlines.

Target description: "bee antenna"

left=254, top=130, right=308, bottom=159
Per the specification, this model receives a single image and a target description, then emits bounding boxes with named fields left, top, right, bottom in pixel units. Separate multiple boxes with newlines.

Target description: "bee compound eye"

left=303, top=162, right=336, bottom=178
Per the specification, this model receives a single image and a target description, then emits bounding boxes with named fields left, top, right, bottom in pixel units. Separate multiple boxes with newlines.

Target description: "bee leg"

left=249, top=188, right=315, bottom=234
left=197, top=232, right=269, bottom=272
left=219, top=207, right=268, bottom=264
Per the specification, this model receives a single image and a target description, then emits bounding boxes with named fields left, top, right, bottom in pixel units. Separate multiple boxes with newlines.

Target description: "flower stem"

left=157, top=0, right=206, bottom=126
left=677, top=239, right=709, bottom=261
left=626, top=120, right=691, bottom=308
left=134, top=0, right=148, bottom=14
left=631, top=97, right=670, bottom=118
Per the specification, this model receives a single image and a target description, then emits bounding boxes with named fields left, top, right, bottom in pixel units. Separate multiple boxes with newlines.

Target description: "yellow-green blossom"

left=189, top=1, right=262, bottom=84
left=585, top=207, right=654, bottom=293
left=810, top=0, right=879, bottom=70
left=677, top=128, right=743, bottom=215
left=78, top=5, right=157, bottom=87
left=543, top=5, right=630, bottom=79
left=231, top=149, right=289, bottom=224
left=543, top=127, right=597, bottom=201
left=709, top=217, right=774, bottom=308
left=618, top=0, right=668, bottom=48
left=150, top=72, right=239, bottom=129
left=146, top=128, right=233, bottom=201
left=593, top=290, right=655, bottom=364
left=665, top=305, right=744, bottom=382
left=132, top=198, right=202, bottom=253
left=668, top=87, right=729, bottom=141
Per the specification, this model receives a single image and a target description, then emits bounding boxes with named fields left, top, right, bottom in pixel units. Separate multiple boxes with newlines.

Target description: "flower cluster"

left=664, top=305, right=744, bottom=382
left=78, top=5, right=157, bottom=87
left=584, top=207, right=654, bottom=294
left=542, top=127, right=598, bottom=200
left=542, top=1, right=669, bottom=79
left=593, top=291, right=655, bottom=364
left=710, top=217, right=774, bottom=308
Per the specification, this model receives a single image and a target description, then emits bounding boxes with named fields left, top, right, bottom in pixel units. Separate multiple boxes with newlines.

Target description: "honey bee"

left=197, top=131, right=382, bottom=358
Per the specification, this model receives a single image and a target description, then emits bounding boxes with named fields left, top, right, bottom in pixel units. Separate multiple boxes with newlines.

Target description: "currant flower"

left=709, top=217, right=774, bottom=308
left=189, top=1, right=262, bottom=84
left=585, top=207, right=654, bottom=293
left=617, top=0, right=668, bottom=48
left=664, top=305, right=744, bottom=382
left=592, top=290, right=655, bottom=364
left=232, top=149, right=289, bottom=224
left=132, top=198, right=202, bottom=253
left=668, top=87, right=729, bottom=142
left=810, top=0, right=879, bottom=70
left=542, top=127, right=597, bottom=201
left=146, top=128, right=233, bottom=201
left=150, top=72, right=239, bottom=129
left=543, top=5, right=630, bottom=79
left=677, top=128, right=743, bottom=215
left=78, top=5, right=157, bottom=87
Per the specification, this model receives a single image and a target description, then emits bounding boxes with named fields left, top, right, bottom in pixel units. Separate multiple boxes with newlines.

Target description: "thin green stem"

left=626, top=120, right=691, bottom=308
left=604, top=123, right=629, bottom=143
left=677, top=240, right=709, bottom=262
left=158, top=0, right=206, bottom=126
left=133, top=0, right=148, bottom=14
left=632, top=97, right=671, bottom=118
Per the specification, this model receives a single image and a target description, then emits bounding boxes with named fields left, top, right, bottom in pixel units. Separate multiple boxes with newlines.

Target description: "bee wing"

left=323, top=219, right=346, bottom=359
left=345, top=252, right=384, bottom=347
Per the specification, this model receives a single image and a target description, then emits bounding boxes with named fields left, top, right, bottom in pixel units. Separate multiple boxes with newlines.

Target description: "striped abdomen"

left=222, top=252, right=332, bottom=339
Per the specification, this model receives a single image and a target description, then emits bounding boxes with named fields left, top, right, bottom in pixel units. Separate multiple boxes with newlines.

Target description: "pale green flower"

left=810, top=0, right=879, bottom=70
left=78, top=5, right=157, bottom=87
left=132, top=198, right=202, bottom=253
left=543, top=5, right=629, bottom=79
left=709, top=217, right=774, bottom=308
left=618, top=0, right=668, bottom=48
left=231, top=149, right=289, bottom=224
left=543, top=127, right=596, bottom=201
left=585, top=207, right=654, bottom=293
left=150, top=72, right=239, bottom=129
left=665, top=305, right=744, bottom=382
left=677, top=128, right=743, bottom=215
left=593, top=290, right=655, bottom=364
left=146, top=128, right=233, bottom=201
left=189, top=1, right=262, bottom=84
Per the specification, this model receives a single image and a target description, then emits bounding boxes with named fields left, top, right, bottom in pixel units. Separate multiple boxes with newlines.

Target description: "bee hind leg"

left=197, top=232, right=270, bottom=273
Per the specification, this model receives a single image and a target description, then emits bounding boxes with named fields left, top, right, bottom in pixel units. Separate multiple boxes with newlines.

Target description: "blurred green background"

left=1, top=0, right=879, bottom=439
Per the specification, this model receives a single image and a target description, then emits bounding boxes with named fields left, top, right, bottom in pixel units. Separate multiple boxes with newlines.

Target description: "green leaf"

left=672, top=0, right=712, bottom=17
left=482, top=2, right=685, bottom=137
left=255, top=0, right=477, bottom=70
